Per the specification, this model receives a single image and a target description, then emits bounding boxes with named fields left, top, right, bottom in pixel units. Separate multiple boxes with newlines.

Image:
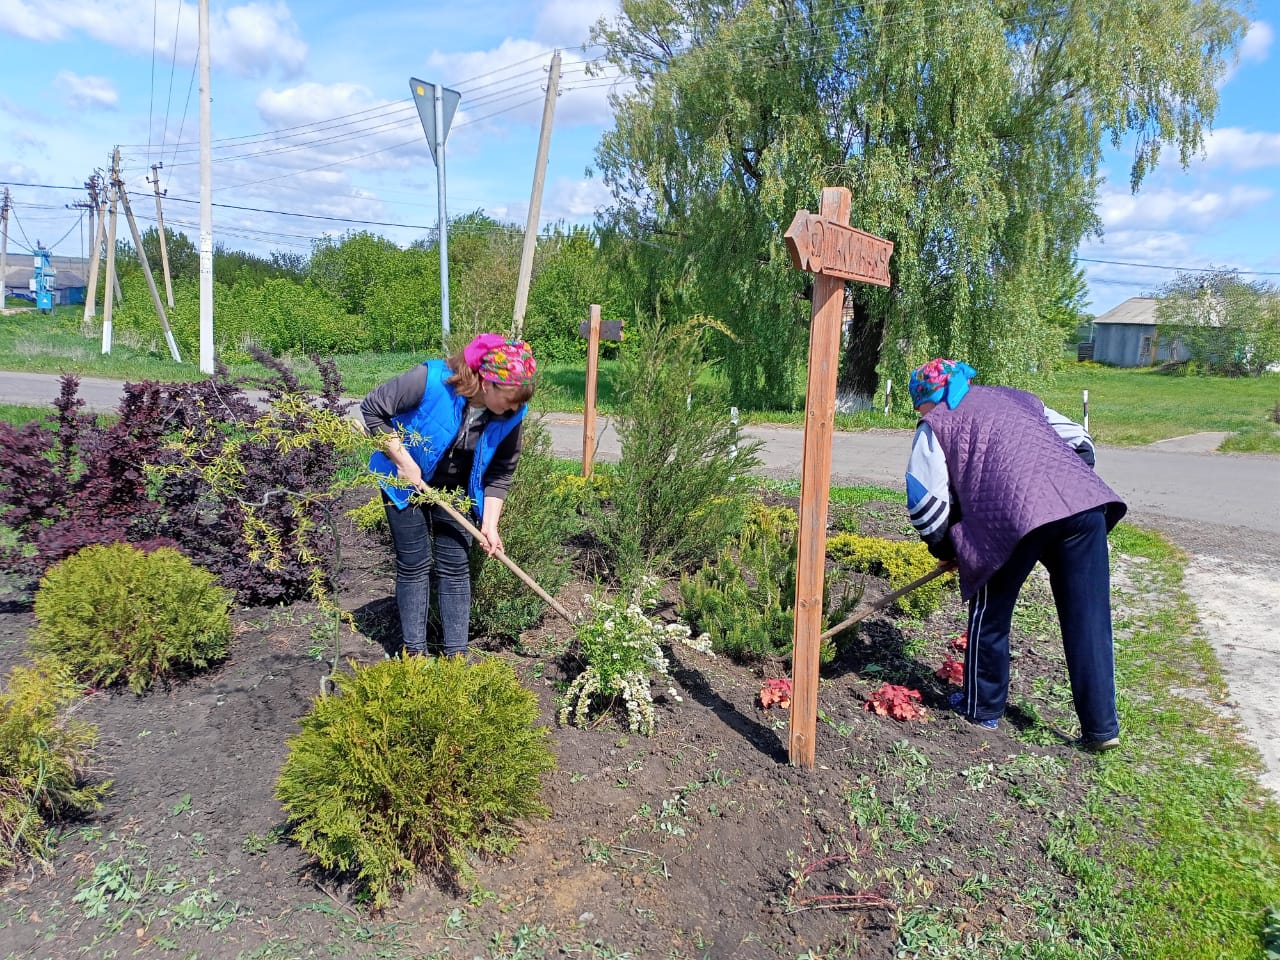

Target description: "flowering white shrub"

left=559, top=578, right=712, bottom=735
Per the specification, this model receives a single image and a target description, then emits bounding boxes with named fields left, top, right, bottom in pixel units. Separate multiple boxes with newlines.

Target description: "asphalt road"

left=4, top=371, right=1277, bottom=553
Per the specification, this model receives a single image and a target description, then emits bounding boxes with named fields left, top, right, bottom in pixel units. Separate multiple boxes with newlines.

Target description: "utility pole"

left=66, top=190, right=95, bottom=321
left=198, top=0, right=214, bottom=373
left=149, top=163, right=175, bottom=308
left=0, top=188, right=10, bottom=311
left=83, top=174, right=106, bottom=330
left=102, top=156, right=120, bottom=354
left=512, top=50, right=561, bottom=338
left=116, top=152, right=182, bottom=362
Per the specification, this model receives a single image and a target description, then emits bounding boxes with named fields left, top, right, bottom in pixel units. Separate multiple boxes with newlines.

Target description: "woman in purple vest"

left=362, top=334, right=536, bottom=657
left=904, top=358, right=1126, bottom=752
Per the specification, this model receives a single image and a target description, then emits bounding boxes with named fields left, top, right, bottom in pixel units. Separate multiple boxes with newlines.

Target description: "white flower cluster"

left=557, top=583, right=709, bottom=736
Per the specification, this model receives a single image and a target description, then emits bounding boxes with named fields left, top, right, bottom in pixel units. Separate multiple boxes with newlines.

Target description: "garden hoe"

left=817, top=561, right=955, bottom=642
left=428, top=496, right=576, bottom=626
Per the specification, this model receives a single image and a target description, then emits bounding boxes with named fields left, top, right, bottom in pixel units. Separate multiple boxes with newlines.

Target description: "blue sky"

left=1, top=0, right=1276, bottom=317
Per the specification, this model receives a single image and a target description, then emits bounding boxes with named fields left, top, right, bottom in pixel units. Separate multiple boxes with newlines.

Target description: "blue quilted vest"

left=924, top=386, right=1126, bottom=598
left=368, top=359, right=526, bottom=517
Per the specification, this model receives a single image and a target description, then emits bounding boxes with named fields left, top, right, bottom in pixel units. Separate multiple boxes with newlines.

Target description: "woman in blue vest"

left=362, top=334, right=536, bottom=657
left=904, top=358, right=1127, bottom=751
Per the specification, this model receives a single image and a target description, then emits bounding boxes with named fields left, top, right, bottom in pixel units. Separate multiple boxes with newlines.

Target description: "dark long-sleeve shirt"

left=360, top=364, right=523, bottom=502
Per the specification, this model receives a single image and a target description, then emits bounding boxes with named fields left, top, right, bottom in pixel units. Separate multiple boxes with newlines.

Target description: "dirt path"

left=1126, top=509, right=1280, bottom=797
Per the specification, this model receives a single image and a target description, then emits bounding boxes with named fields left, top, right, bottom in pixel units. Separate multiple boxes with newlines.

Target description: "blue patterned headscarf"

left=908, top=358, right=977, bottom=410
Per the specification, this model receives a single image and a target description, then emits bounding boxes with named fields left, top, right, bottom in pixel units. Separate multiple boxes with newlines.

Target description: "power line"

left=1076, top=256, right=1280, bottom=277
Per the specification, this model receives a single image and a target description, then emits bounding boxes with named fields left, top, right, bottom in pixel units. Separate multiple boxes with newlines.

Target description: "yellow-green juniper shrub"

left=275, top=655, right=555, bottom=909
left=679, top=503, right=855, bottom=663
left=559, top=577, right=712, bottom=735
left=825, top=533, right=952, bottom=619
left=0, top=659, right=109, bottom=872
left=31, top=543, right=232, bottom=694
left=345, top=493, right=388, bottom=534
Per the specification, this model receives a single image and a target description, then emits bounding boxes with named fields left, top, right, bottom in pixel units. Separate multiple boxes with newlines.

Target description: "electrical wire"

left=147, top=0, right=159, bottom=161
left=159, top=0, right=185, bottom=170
left=1076, top=256, right=1280, bottom=276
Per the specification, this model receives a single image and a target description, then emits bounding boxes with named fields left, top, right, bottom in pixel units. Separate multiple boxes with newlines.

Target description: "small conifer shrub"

left=826, top=533, right=951, bottom=619
left=276, top=655, right=555, bottom=909
left=679, top=503, right=855, bottom=663
left=0, top=659, right=109, bottom=872
left=32, top=543, right=232, bottom=694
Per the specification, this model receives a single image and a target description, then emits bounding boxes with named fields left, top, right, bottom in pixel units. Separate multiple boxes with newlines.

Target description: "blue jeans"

left=959, top=507, right=1120, bottom=742
left=382, top=495, right=473, bottom=656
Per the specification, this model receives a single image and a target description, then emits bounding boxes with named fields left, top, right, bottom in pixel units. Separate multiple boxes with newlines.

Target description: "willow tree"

left=591, top=0, right=1247, bottom=409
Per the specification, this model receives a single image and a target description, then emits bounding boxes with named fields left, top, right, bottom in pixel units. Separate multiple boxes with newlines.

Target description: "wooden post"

left=82, top=177, right=105, bottom=330
left=512, top=50, right=561, bottom=337
left=117, top=176, right=182, bottom=363
left=150, top=164, right=175, bottom=309
left=582, top=304, right=601, bottom=478
left=783, top=187, right=893, bottom=769
left=577, top=311, right=624, bottom=478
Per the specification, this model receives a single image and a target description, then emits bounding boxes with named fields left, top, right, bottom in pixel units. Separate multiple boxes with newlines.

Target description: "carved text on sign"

left=784, top=211, right=893, bottom=287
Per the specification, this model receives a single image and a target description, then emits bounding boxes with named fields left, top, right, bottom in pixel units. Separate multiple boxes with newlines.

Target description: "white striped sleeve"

left=906, top=422, right=951, bottom=544
left=1043, top=403, right=1096, bottom=467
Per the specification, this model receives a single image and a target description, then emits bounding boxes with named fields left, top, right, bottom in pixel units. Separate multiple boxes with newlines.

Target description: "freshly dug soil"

left=0, top=493, right=1119, bottom=960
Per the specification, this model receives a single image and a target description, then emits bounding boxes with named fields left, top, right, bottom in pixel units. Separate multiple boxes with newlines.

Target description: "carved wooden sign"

left=578, top=318, right=624, bottom=341
left=784, top=188, right=893, bottom=771
left=784, top=211, right=893, bottom=287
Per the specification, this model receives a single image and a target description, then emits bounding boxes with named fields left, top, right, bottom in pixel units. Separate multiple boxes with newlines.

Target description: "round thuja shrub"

left=32, top=543, right=232, bottom=694
left=0, top=658, right=110, bottom=872
left=276, top=655, right=556, bottom=909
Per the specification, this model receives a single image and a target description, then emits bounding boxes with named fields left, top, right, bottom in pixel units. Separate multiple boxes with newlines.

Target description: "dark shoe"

left=1077, top=736, right=1120, bottom=753
left=949, top=690, right=999, bottom=729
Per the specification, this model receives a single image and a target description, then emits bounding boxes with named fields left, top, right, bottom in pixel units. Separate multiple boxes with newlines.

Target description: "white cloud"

left=53, top=71, right=119, bottom=109
left=1097, top=184, right=1273, bottom=231
left=249, top=82, right=423, bottom=176
left=534, top=0, right=619, bottom=47
left=0, top=0, right=64, bottom=40
left=0, top=0, right=305, bottom=78
left=424, top=39, right=623, bottom=131
left=219, top=2, right=307, bottom=78
left=1241, top=20, right=1273, bottom=62
left=546, top=173, right=610, bottom=219
left=1200, top=127, right=1280, bottom=171
left=427, top=38, right=558, bottom=130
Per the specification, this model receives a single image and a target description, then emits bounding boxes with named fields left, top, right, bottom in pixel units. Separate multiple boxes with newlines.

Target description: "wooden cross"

left=784, top=187, right=893, bottom=769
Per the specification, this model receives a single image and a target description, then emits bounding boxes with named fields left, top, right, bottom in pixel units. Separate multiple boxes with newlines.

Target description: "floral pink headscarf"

left=462, top=334, right=537, bottom=386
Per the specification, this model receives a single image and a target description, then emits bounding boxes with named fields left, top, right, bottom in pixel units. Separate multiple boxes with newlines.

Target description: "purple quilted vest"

left=924, top=386, right=1126, bottom=598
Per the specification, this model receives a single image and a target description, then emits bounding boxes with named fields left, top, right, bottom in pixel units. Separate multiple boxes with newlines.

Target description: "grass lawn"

left=3, top=306, right=1278, bottom=447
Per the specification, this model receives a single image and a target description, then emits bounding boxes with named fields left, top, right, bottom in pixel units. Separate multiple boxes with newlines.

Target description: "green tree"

left=308, top=231, right=404, bottom=314
left=525, top=226, right=628, bottom=363
left=591, top=0, right=1246, bottom=409
left=1156, top=270, right=1280, bottom=376
left=139, top=226, right=199, bottom=281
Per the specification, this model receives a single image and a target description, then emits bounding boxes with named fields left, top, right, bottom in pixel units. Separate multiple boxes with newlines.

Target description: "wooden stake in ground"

left=578, top=306, right=623, bottom=478
left=784, top=186, right=893, bottom=770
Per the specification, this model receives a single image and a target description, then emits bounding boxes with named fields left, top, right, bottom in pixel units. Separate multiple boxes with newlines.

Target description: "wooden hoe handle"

left=817, top=562, right=954, bottom=642
left=429, top=496, right=576, bottom=625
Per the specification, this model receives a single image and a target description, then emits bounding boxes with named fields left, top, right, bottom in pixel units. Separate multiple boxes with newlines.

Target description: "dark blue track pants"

left=957, top=506, right=1120, bottom=741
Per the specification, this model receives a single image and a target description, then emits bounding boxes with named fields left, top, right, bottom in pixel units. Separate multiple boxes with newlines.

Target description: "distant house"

left=2, top=255, right=90, bottom=307
left=1087, top=297, right=1190, bottom=367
